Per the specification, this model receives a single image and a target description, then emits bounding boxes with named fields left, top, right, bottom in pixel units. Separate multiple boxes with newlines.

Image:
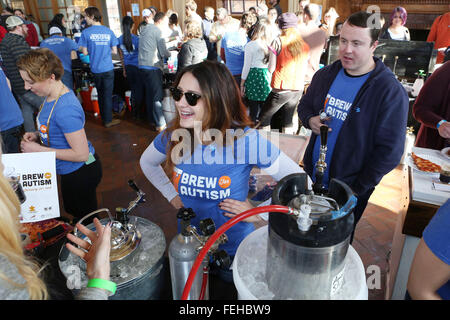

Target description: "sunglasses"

left=170, top=87, right=202, bottom=106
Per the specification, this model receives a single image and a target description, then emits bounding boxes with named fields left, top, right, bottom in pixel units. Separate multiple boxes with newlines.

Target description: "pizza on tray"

left=411, top=153, right=441, bottom=173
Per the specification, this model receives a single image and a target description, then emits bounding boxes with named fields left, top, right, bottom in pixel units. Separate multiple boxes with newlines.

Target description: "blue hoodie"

left=298, top=57, right=408, bottom=199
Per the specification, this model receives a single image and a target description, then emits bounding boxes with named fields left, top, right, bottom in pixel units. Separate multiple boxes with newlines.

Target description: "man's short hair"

left=204, top=6, right=214, bottom=13
left=185, top=0, right=197, bottom=12
left=153, top=11, right=166, bottom=24
left=304, top=4, right=320, bottom=21
left=346, top=11, right=381, bottom=44
left=84, top=6, right=102, bottom=22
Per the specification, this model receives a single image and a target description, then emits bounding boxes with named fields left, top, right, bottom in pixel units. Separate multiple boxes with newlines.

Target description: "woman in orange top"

left=258, top=12, right=309, bottom=134
left=427, top=10, right=450, bottom=64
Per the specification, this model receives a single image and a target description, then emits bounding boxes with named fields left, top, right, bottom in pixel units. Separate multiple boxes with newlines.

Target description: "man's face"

left=205, top=9, right=214, bottom=20
left=17, top=23, right=28, bottom=37
left=269, top=0, right=277, bottom=5
left=338, top=22, right=377, bottom=76
left=268, top=9, right=278, bottom=23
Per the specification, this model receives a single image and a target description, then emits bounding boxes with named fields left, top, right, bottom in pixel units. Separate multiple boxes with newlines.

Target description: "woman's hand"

left=22, top=132, right=39, bottom=142
left=66, top=218, right=112, bottom=280
left=170, top=195, right=184, bottom=210
left=20, top=140, right=43, bottom=153
left=220, top=198, right=261, bottom=223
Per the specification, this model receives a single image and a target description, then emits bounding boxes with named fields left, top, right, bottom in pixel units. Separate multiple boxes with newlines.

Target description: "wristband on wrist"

left=87, top=278, right=117, bottom=295
left=437, top=120, right=447, bottom=129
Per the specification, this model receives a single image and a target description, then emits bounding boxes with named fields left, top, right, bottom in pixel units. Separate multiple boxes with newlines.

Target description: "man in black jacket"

left=0, top=15, right=44, bottom=132
left=298, top=11, right=409, bottom=240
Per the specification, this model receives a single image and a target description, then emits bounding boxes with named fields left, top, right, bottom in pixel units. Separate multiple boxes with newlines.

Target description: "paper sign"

left=1, top=152, right=60, bottom=223
left=132, top=3, right=140, bottom=16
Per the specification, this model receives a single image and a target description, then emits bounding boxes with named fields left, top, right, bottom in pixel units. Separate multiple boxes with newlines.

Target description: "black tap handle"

left=320, top=125, right=329, bottom=146
left=128, top=179, right=140, bottom=193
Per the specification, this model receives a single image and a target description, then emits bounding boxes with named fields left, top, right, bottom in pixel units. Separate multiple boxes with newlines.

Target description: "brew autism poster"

left=2, top=152, right=60, bottom=223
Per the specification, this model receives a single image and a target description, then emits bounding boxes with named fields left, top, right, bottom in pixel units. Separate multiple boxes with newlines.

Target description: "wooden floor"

left=70, top=112, right=404, bottom=300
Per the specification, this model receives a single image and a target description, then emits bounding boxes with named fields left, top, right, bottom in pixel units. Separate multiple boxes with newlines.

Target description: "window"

left=222, top=0, right=259, bottom=15
left=1, top=0, right=25, bottom=11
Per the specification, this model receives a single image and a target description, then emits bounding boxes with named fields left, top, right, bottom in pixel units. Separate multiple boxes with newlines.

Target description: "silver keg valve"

left=313, top=125, right=329, bottom=195
left=296, top=204, right=313, bottom=232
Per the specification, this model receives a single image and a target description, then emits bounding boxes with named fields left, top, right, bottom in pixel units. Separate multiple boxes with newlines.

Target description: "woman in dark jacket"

left=177, top=18, right=207, bottom=72
left=48, top=13, right=67, bottom=37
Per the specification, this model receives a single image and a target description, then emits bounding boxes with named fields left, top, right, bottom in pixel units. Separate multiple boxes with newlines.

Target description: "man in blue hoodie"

left=298, top=11, right=409, bottom=240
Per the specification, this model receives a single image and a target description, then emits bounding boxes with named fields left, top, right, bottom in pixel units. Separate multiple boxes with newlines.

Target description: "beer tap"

left=313, top=125, right=329, bottom=195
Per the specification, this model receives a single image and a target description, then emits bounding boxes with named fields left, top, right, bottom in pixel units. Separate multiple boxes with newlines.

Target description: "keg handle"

left=73, top=208, right=115, bottom=238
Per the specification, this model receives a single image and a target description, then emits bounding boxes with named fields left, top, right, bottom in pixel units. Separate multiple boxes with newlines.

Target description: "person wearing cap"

left=79, top=6, right=119, bottom=128
left=14, top=8, right=38, bottom=46
left=258, top=12, right=309, bottom=134
left=0, top=15, right=45, bottom=133
left=138, top=8, right=154, bottom=35
left=40, top=26, right=79, bottom=90
left=297, top=11, right=408, bottom=241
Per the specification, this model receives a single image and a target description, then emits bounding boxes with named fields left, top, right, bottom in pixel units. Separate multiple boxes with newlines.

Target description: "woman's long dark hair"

left=49, top=13, right=66, bottom=36
left=121, top=16, right=134, bottom=53
left=163, top=60, right=253, bottom=173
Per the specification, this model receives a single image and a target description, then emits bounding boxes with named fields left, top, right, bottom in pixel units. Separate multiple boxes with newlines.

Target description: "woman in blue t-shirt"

left=17, top=48, right=102, bottom=223
left=140, top=60, right=303, bottom=281
left=118, top=16, right=144, bottom=119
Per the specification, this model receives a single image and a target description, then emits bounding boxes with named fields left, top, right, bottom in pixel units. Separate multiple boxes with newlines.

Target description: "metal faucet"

left=313, top=125, right=329, bottom=195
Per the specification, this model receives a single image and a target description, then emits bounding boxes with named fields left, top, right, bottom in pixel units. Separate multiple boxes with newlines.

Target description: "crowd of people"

left=0, top=0, right=449, bottom=301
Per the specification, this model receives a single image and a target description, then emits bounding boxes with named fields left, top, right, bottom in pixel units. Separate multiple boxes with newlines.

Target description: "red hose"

left=198, top=266, right=209, bottom=300
left=181, top=205, right=291, bottom=300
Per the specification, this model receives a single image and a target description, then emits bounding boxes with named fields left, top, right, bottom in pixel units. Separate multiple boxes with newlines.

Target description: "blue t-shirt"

left=118, top=34, right=139, bottom=67
left=423, top=199, right=450, bottom=300
left=312, top=68, right=371, bottom=188
left=40, top=35, right=79, bottom=72
left=221, top=31, right=248, bottom=75
left=37, top=90, right=95, bottom=175
left=0, top=69, right=23, bottom=132
left=79, top=25, right=118, bottom=73
left=153, top=127, right=280, bottom=255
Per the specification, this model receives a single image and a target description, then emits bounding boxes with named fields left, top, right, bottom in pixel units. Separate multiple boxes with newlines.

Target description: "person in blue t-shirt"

left=118, top=16, right=143, bottom=119
left=79, top=6, right=120, bottom=128
left=298, top=11, right=409, bottom=242
left=220, top=12, right=257, bottom=85
left=140, top=60, right=303, bottom=282
left=40, top=26, right=80, bottom=90
left=407, top=199, right=450, bottom=300
left=17, top=48, right=102, bottom=222
left=0, top=69, right=24, bottom=154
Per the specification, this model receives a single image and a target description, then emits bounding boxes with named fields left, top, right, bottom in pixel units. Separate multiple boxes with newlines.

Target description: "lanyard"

left=36, top=85, right=64, bottom=147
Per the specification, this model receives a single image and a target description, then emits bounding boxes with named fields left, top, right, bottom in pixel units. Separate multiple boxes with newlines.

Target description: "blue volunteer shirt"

left=79, top=25, right=118, bottom=73
left=0, top=69, right=24, bottom=132
left=40, top=35, right=79, bottom=72
left=221, top=31, right=248, bottom=75
left=312, top=68, right=371, bottom=188
left=153, top=127, right=280, bottom=255
left=37, top=90, right=95, bottom=175
left=423, top=199, right=450, bottom=300
left=118, top=34, right=139, bottom=67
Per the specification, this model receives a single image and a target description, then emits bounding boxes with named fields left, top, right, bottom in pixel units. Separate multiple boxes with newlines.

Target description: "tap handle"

left=320, top=125, right=329, bottom=146
left=128, top=179, right=140, bottom=193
